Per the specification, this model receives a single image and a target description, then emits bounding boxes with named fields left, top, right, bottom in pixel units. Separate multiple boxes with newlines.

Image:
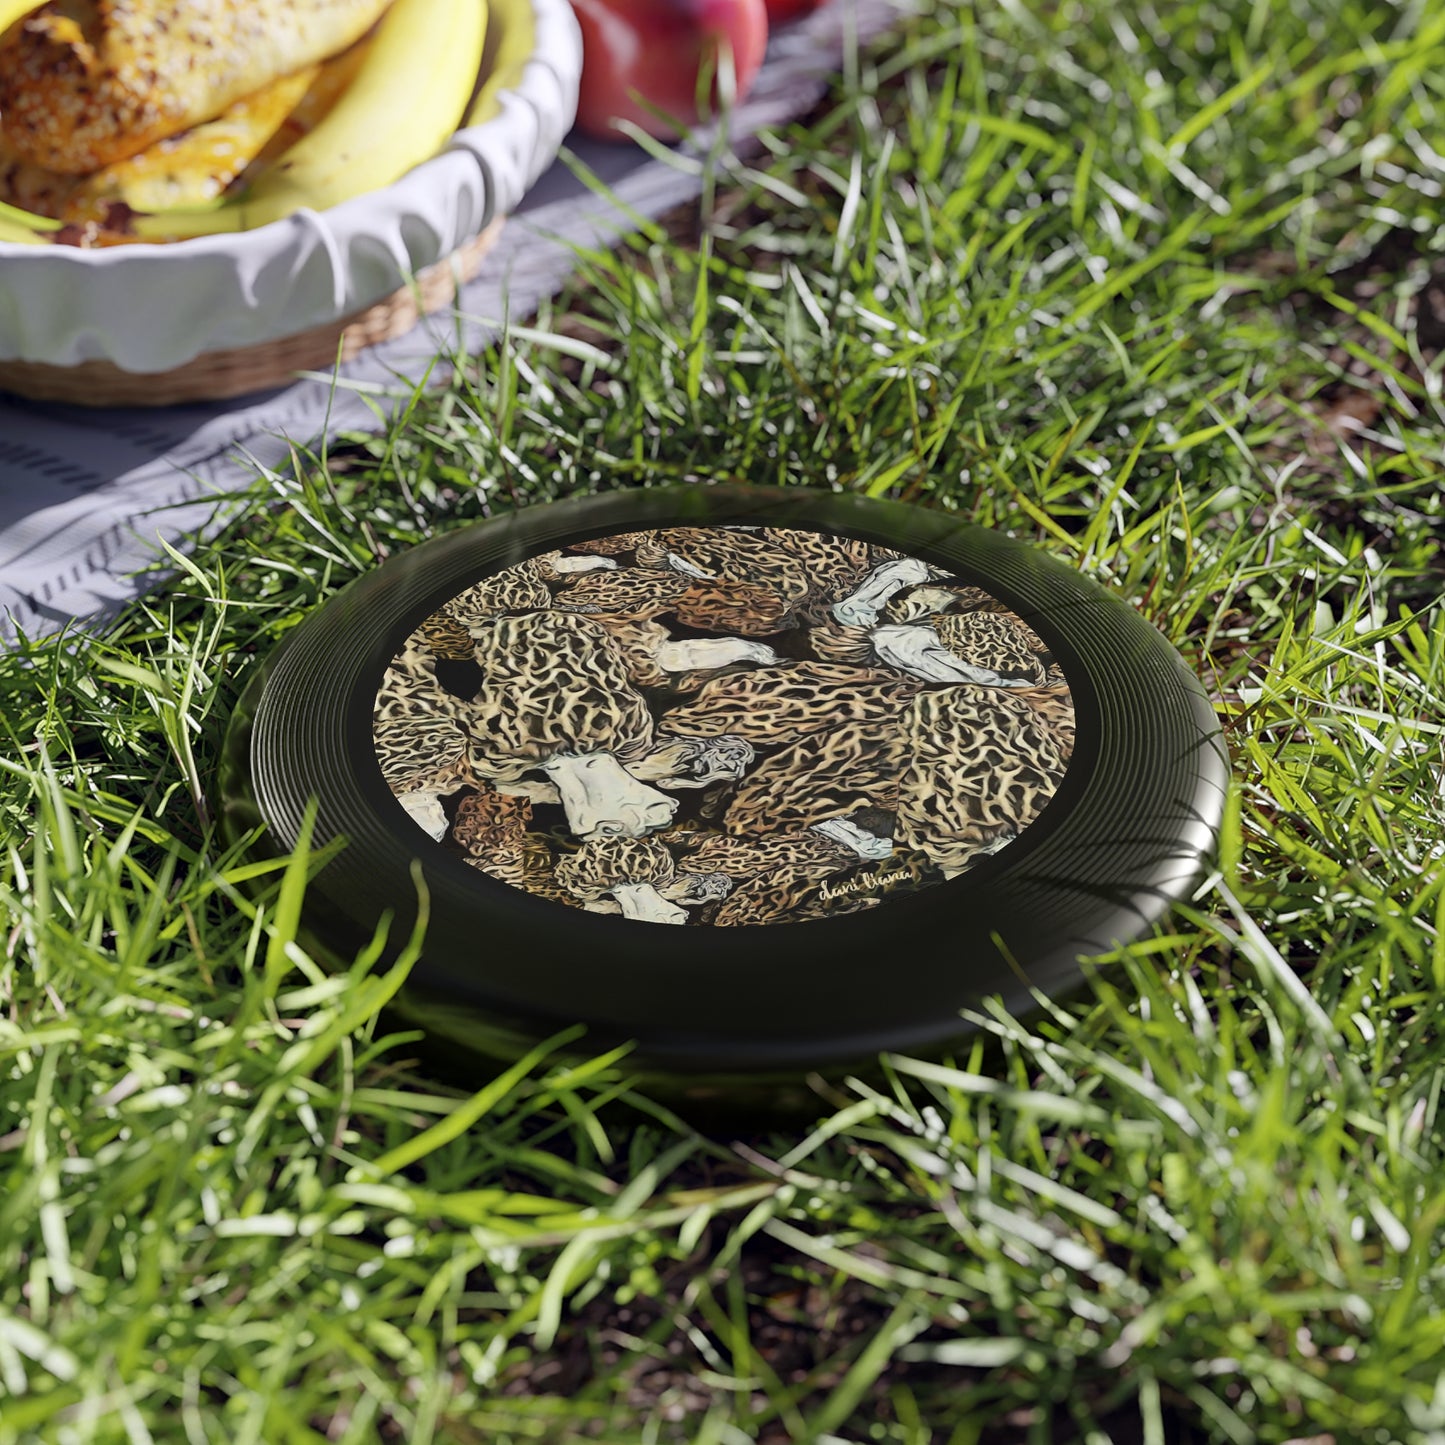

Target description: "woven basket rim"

left=0, top=218, right=504, bottom=407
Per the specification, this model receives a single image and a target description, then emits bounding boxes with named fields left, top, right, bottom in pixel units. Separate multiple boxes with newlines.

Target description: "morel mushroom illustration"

left=373, top=641, right=480, bottom=836
left=447, top=567, right=554, bottom=625
left=416, top=608, right=479, bottom=661
left=663, top=870, right=732, bottom=905
left=554, top=837, right=690, bottom=924
left=558, top=561, right=797, bottom=635
left=893, top=686, right=1070, bottom=877
left=722, top=718, right=907, bottom=859
left=459, top=611, right=678, bottom=842
left=664, top=826, right=927, bottom=927
left=810, top=816, right=895, bottom=859
left=583, top=615, right=778, bottom=691
left=810, top=588, right=1051, bottom=686
left=810, top=582, right=1005, bottom=665
left=661, top=661, right=923, bottom=742
left=881, top=584, right=999, bottom=622
left=487, top=732, right=755, bottom=812
left=448, top=786, right=563, bottom=898
left=1017, top=675, right=1075, bottom=763
left=708, top=844, right=941, bottom=927
left=554, top=566, right=692, bottom=619
left=674, top=827, right=862, bottom=881
left=534, top=550, right=619, bottom=579
left=394, top=789, right=450, bottom=841
left=830, top=555, right=936, bottom=627
left=870, top=610, right=1049, bottom=687
left=711, top=860, right=882, bottom=926
left=805, top=618, right=880, bottom=666
left=437, top=552, right=620, bottom=635
left=629, top=733, right=756, bottom=789
left=569, top=533, right=645, bottom=556
left=633, top=526, right=880, bottom=635
left=554, top=529, right=907, bottom=637
left=655, top=634, right=777, bottom=673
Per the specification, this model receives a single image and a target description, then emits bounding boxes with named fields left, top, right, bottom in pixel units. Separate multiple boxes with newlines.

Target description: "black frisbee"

left=220, top=485, right=1227, bottom=1094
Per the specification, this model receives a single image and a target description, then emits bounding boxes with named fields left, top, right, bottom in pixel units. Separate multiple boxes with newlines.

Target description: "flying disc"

left=219, top=484, right=1228, bottom=1096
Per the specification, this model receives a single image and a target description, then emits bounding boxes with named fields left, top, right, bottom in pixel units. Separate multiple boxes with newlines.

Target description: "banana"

left=135, top=0, right=487, bottom=240
left=0, top=0, right=44, bottom=34
left=0, top=194, right=61, bottom=242
left=0, top=195, right=56, bottom=242
left=464, top=0, right=532, bottom=128
left=222, top=34, right=374, bottom=195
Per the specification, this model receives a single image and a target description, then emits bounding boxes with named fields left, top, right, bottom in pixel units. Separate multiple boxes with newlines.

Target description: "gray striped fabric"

left=0, top=0, right=908, bottom=646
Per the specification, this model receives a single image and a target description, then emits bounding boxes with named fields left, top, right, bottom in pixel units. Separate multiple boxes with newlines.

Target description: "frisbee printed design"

left=372, top=524, right=1074, bottom=926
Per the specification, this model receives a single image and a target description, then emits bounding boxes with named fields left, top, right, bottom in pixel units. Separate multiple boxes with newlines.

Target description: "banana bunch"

left=0, top=0, right=507, bottom=246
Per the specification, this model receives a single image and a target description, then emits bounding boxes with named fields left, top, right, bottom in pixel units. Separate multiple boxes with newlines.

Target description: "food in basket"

left=0, top=0, right=490, bottom=245
left=570, top=0, right=767, bottom=140
left=0, top=193, right=55, bottom=242
left=0, top=0, right=395, bottom=172
left=0, top=62, right=330, bottom=223
left=136, top=0, right=485, bottom=238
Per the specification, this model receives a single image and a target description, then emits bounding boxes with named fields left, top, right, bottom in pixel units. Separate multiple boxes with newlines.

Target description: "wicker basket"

left=0, top=218, right=504, bottom=408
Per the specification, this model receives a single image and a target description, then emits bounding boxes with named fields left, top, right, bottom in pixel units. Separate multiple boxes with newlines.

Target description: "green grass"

left=4, top=0, right=1445, bottom=1439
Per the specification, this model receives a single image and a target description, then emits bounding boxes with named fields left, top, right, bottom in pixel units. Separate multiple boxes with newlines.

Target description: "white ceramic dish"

left=0, top=0, right=581, bottom=372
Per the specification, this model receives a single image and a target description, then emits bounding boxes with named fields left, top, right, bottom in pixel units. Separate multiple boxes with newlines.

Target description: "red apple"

left=571, top=0, right=769, bottom=141
left=761, top=0, right=826, bottom=19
